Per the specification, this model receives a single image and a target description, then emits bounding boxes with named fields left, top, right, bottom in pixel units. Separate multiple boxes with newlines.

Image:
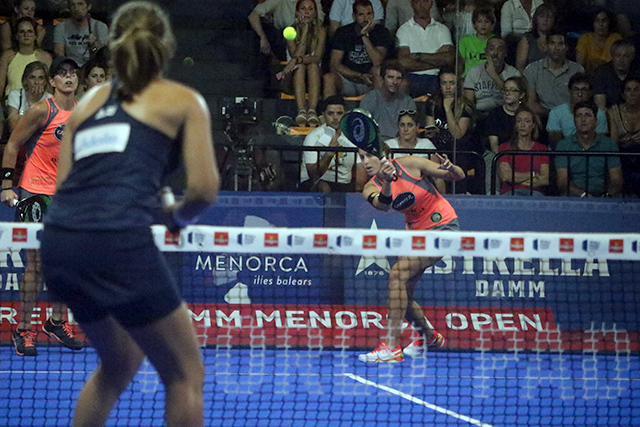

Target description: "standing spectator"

left=498, top=107, right=549, bottom=195
left=359, top=60, right=416, bottom=141
left=464, top=36, right=520, bottom=118
left=592, top=38, right=638, bottom=109
left=299, top=95, right=359, bottom=192
left=248, top=0, right=324, bottom=62
left=515, top=3, right=557, bottom=73
left=546, top=73, right=608, bottom=148
left=384, top=0, right=440, bottom=38
left=607, top=76, right=640, bottom=197
left=53, top=0, right=108, bottom=67
left=1, top=0, right=46, bottom=51
left=524, top=30, right=585, bottom=119
left=397, top=0, right=455, bottom=97
left=323, top=0, right=392, bottom=98
left=576, top=8, right=623, bottom=73
left=555, top=100, right=623, bottom=197
left=458, top=6, right=496, bottom=77
left=329, top=0, right=384, bottom=37
left=5, top=61, right=52, bottom=132
left=0, top=17, right=52, bottom=99
left=278, top=0, right=326, bottom=127
left=500, top=0, right=544, bottom=40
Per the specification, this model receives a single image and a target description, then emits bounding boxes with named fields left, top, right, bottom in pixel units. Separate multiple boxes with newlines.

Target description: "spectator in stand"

left=498, top=106, right=549, bottom=195
left=1, top=0, right=46, bottom=52
left=546, top=73, right=608, bottom=148
left=458, top=6, right=496, bottom=77
left=323, top=0, right=392, bottom=98
left=384, top=0, right=440, bottom=38
left=278, top=0, right=326, bottom=127
left=359, top=60, right=416, bottom=141
left=500, top=0, right=544, bottom=40
left=397, top=0, right=455, bottom=98
left=556, top=100, right=623, bottom=197
left=248, top=0, right=324, bottom=62
left=592, top=38, right=638, bottom=109
left=464, top=36, right=520, bottom=119
left=576, top=8, right=623, bottom=74
left=5, top=61, right=52, bottom=132
left=425, top=66, right=478, bottom=193
left=0, top=17, right=52, bottom=99
left=75, top=54, right=109, bottom=98
left=607, top=76, right=640, bottom=197
left=299, top=95, right=359, bottom=192
left=53, top=0, right=109, bottom=67
left=524, top=29, right=584, bottom=119
left=515, top=3, right=557, bottom=73
left=329, top=0, right=384, bottom=37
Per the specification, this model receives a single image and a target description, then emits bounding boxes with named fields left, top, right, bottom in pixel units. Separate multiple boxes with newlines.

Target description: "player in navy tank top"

left=40, top=2, right=220, bottom=426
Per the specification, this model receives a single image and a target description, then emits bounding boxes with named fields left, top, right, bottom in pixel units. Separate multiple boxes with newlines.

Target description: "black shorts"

left=40, top=226, right=182, bottom=327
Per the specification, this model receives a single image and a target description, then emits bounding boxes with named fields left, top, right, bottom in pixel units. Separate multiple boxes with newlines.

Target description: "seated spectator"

left=486, top=76, right=528, bottom=153
left=1, top=0, right=46, bottom=51
left=248, top=0, right=324, bottom=62
left=556, top=100, right=623, bottom=197
left=53, top=0, right=108, bottom=67
left=576, top=8, right=623, bottom=74
left=425, top=66, right=478, bottom=193
left=5, top=60, right=51, bottom=132
left=498, top=106, right=549, bottom=195
left=323, top=0, right=392, bottom=98
left=515, top=3, right=557, bottom=73
left=547, top=73, right=608, bottom=148
left=464, top=37, right=521, bottom=118
left=329, top=0, right=384, bottom=37
left=458, top=6, right=496, bottom=77
left=384, top=0, right=440, bottom=38
left=592, top=38, right=638, bottom=109
left=359, top=60, right=416, bottom=141
left=397, top=0, right=455, bottom=98
left=607, top=76, right=640, bottom=196
left=0, top=17, right=52, bottom=99
left=299, top=95, right=359, bottom=192
left=500, top=0, right=544, bottom=40
left=524, top=30, right=585, bottom=119
left=75, top=54, right=108, bottom=98
left=278, top=0, right=326, bottom=127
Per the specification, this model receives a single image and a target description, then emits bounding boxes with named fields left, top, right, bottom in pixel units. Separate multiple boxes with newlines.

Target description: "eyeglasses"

left=502, top=88, right=521, bottom=94
left=398, top=109, right=416, bottom=115
left=56, top=68, right=77, bottom=77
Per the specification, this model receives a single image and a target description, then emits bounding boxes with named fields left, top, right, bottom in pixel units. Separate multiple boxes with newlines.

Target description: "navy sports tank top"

left=45, top=86, right=181, bottom=230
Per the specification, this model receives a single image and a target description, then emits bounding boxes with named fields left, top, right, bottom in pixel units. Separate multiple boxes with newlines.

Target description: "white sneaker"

left=403, top=338, right=426, bottom=358
left=358, top=342, right=404, bottom=363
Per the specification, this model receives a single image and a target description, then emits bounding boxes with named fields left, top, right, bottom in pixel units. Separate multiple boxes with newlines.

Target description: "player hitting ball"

left=341, top=109, right=465, bottom=363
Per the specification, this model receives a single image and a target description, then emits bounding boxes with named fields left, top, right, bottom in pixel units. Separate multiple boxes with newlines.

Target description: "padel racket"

left=15, top=195, right=51, bottom=223
left=340, top=108, right=383, bottom=158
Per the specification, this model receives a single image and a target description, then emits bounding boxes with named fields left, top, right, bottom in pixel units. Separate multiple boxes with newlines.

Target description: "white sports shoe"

left=403, top=331, right=445, bottom=358
left=358, top=342, right=404, bottom=363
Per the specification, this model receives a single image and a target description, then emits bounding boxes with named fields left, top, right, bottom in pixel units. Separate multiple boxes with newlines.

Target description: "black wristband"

left=367, top=192, right=378, bottom=205
left=378, top=193, right=392, bottom=205
left=2, top=187, right=12, bottom=191
left=1, top=168, right=14, bottom=180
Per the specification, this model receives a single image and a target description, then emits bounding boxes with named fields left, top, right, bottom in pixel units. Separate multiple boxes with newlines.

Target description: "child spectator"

left=458, top=6, right=496, bottom=77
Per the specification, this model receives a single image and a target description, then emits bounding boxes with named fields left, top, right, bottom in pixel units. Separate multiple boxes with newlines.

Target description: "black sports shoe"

left=12, top=329, right=37, bottom=356
left=42, top=319, right=83, bottom=350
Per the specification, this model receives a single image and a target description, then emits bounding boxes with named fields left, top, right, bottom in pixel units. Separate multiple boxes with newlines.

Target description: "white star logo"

left=355, top=219, right=390, bottom=275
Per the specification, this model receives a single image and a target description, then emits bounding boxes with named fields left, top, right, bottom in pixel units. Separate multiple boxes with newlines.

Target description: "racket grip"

left=160, top=186, right=175, bottom=208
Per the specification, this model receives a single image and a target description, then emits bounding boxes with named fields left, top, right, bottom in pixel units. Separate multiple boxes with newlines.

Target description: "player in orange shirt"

left=0, top=56, right=83, bottom=356
left=358, top=147, right=465, bottom=362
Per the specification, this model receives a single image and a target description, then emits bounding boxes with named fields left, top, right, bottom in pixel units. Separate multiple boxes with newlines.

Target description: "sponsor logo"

left=510, top=237, right=524, bottom=251
left=609, top=239, right=624, bottom=254
left=164, top=230, right=180, bottom=245
left=484, top=238, right=501, bottom=249
left=434, top=237, right=452, bottom=249
left=264, top=233, right=279, bottom=247
left=363, top=235, right=377, bottom=249
left=385, top=237, right=403, bottom=248
left=582, top=240, right=600, bottom=254
left=431, top=212, right=442, bottom=223
left=391, top=192, right=415, bottom=211
left=287, top=235, right=305, bottom=246
left=533, top=239, right=551, bottom=251
left=214, top=232, right=229, bottom=246
left=461, top=237, right=475, bottom=250
left=187, top=230, right=206, bottom=246
left=632, top=241, right=638, bottom=253
left=12, top=228, right=27, bottom=242
left=336, top=235, right=353, bottom=247
left=313, top=234, right=328, bottom=248
left=237, top=233, right=256, bottom=245
left=559, top=238, right=574, bottom=252
left=412, top=236, right=426, bottom=250
left=54, top=124, right=65, bottom=141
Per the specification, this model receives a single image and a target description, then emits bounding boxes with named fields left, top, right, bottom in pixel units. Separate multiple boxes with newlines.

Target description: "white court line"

left=343, top=373, right=494, bottom=427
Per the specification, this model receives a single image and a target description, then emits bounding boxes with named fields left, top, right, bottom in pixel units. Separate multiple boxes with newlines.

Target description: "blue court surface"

left=1, top=346, right=639, bottom=426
